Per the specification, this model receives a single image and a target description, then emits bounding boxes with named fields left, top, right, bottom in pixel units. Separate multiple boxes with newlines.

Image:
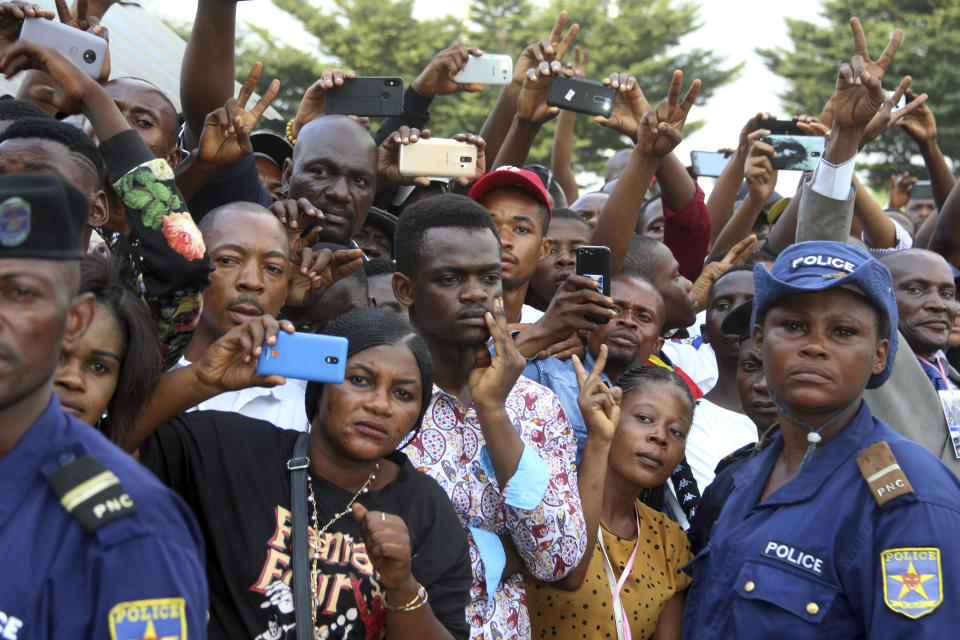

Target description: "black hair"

left=550, top=207, right=591, bottom=232
left=363, top=258, right=397, bottom=278
left=0, top=116, right=104, bottom=186
left=525, top=163, right=567, bottom=209
left=0, top=98, right=53, bottom=122
left=617, top=364, right=696, bottom=512
left=394, top=193, right=500, bottom=277
left=619, top=364, right=695, bottom=412
left=304, top=308, right=434, bottom=445
left=705, top=264, right=755, bottom=308
left=79, top=254, right=162, bottom=447
left=621, top=234, right=666, bottom=278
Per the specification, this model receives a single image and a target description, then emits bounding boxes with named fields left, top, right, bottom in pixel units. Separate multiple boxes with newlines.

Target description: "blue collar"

left=728, top=399, right=879, bottom=510
left=583, top=351, right=614, bottom=386
left=0, top=394, right=72, bottom=528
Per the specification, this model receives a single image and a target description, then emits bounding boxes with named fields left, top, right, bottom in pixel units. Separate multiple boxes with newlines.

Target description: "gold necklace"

left=305, top=463, right=379, bottom=639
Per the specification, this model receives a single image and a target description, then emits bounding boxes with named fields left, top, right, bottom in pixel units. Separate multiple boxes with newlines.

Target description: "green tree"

left=758, top=0, right=960, bottom=189
left=235, top=24, right=324, bottom=132
left=266, top=0, right=739, bottom=175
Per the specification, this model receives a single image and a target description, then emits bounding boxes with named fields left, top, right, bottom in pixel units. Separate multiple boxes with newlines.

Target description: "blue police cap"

left=751, top=240, right=898, bottom=388
left=0, top=173, right=88, bottom=260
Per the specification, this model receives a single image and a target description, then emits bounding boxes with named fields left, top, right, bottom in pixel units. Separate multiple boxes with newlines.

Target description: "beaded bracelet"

left=383, top=583, right=429, bottom=612
left=285, top=118, right=297, bottom=146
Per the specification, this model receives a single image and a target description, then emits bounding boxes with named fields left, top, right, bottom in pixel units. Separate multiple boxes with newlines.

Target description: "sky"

left=141, top=0, right=828, bottom=193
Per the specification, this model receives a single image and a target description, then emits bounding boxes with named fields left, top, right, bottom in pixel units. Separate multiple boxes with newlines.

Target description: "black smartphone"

left=762, top=119, right=806, bottom=135
left=690, top=151, right=733, bottom=178
left=576, top=245, right=612, bottom=325
left=547, top=76, right=616, bottom=117
left=326, top=77, right=404, bottom=117
left=761, top=135, right=825, bottom=171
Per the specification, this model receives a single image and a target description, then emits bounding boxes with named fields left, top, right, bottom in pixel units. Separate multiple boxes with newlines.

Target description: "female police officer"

left=681, top=241, right=960, bottom=638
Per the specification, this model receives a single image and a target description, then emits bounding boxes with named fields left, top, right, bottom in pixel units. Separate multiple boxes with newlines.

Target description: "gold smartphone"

left=398, top=139, right=477, bottom=178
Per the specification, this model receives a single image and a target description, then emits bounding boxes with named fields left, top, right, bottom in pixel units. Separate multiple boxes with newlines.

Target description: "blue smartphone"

left=257, top=332, right=349, bottom=383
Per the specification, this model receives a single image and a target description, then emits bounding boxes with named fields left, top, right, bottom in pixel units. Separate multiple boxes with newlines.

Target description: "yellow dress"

left=527, top=500, right=693, bottom=639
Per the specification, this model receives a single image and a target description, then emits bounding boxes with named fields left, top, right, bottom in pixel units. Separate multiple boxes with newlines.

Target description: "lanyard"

left=599, top=505, right=641, bottom=640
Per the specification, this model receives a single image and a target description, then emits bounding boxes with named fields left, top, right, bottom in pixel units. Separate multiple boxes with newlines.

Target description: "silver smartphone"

left=690, top=151, right=733, bottom=178
left=454, top=54, right=513, bottom=85
left=19, top=18, right=107, bottom=79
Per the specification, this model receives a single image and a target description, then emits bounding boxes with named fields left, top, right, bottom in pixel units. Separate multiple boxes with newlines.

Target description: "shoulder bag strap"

left=287, top=433, right=311, bottom=638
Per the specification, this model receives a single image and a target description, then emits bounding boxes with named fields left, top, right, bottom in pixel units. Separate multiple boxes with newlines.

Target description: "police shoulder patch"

left=46, top=454, right=137, bottom=534
left=109, top=598, right=187, bottom=640
left=0, top=196, right=30, bottom=247
left=856, top=441, right=914, bottom=506
left=881, top=547, right=942, bottom=619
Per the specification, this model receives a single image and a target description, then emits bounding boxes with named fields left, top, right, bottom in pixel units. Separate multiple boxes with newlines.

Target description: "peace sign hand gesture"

left=635, top=70, right=701, bottom=157
left=573, top=345, right=621, bottom=446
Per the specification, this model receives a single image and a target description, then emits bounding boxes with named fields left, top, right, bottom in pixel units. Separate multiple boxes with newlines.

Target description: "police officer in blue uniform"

left=0, top=174, right=208, bottom=639
left=681, top=241, right=960, bottom=639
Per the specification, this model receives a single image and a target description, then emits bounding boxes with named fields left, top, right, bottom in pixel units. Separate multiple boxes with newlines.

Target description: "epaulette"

left=856, top=441, right=914, bottom=507
left=46, top=454, right=138, bottom=534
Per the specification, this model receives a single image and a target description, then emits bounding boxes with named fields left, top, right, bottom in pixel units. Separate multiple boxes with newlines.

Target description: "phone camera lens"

left=460, top=156, right=472, bottom=163
left=325, top=356, right=339, bottom=364
left=82, top=49, right=97, bottom=64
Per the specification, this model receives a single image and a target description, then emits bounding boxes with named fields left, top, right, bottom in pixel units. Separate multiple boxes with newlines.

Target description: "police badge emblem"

left=0, top=197, right=30, bottom=247
left=881, top=547, right=943, bottom=619
left=109, top=598, right=187, bottom=639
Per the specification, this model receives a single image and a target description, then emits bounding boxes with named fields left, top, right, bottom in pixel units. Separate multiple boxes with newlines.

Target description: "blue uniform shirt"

left=0, top=395, right=208, bottom=639
left=682, top=401, right=960, bottom=639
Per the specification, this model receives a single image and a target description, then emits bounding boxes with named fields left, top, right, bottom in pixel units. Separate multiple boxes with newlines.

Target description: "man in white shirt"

left=180, top=201, right=309, bottom=430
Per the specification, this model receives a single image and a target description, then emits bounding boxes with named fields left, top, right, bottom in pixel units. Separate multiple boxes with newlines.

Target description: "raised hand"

left=737, top=112, right=776, bottom=152
left=594, top=72, right=650, bottom=141
left=469, top=297, right=526, bottom=411
left=268, top=197, right=324, bottom=250
left=0, top=40, right=94, bottom=113
left=514, top=11, right=579, bottom=84
left=889, top=172, right=917, bottom=210
left=411, top=42, right=484, bottom=97
left=635, top=70, right=701, bottom=157
left=573, top=345, right=622, bottom=446
left=0, top=2, right=54, bottom=49
left=744, top=134, right=777, bottom=203
left=194, top=315, right=294, bottom=392
left=291, top=68, right=356, bottom=139
left=691, top=234, right=757, bottom=312
left=831, top=17, right=902, bottom=133
left=195, top=63, right=280, bottom=170
left=378, top=125, right=432, bottom=186
left=286, top=246, right=365, bottom=307
left=895, top=88, right=937, bottom=143
left=859, top=76, right=927, bottom=148
left=516, top=60, right=561, bottom=125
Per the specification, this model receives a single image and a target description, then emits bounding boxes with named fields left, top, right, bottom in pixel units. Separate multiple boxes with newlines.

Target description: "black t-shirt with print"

left=140, top=410, right=471, bottom=640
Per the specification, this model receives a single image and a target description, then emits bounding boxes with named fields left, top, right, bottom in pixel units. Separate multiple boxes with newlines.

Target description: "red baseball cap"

left=467, top=166, right=552, bottom=219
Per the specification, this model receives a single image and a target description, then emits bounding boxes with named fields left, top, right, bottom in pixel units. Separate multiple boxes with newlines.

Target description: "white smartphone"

left=454, top=54, right=513, bottom=85
left=398, top=138, right=477, bottom=178
left=19, top=18, right=107, bottom=79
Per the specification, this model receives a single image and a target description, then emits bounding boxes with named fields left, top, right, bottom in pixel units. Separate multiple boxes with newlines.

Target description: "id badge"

left=937, top=390, right=960, bottom=458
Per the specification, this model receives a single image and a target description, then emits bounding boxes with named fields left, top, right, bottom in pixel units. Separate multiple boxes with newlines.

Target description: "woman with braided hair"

left=134, top=307, right=472, bottom=640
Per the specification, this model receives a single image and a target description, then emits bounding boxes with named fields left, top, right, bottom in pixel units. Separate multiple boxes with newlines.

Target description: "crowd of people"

left=4, top=1, right=960, bottom=638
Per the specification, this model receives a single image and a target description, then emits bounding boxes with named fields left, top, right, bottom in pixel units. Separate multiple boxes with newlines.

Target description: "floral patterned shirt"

left=404, top=376, right=586, bottom=640
left=102, top=130, right=210, bottom=367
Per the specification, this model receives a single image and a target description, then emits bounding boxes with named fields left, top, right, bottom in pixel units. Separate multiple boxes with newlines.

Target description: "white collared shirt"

left=176, top=357, right=310, bottom=431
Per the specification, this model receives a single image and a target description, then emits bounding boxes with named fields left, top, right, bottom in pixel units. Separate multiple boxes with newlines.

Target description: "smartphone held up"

left=257, top=332, right=349, bottom=383
left=576, top=246, right=612, bottom=325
